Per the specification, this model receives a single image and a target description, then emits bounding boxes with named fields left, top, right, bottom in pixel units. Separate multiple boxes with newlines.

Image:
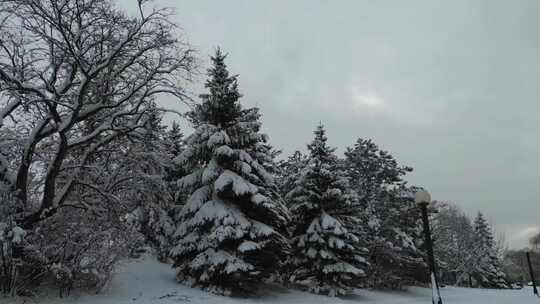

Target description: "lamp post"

left=415, top=189, right=443, bottom=304
left=526, top=252, right=539, bottom=297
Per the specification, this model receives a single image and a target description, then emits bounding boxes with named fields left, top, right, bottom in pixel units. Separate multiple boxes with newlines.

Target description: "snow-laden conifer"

left=170, top=49, right=290, bottom=295
left=470, top=212, right=509, bottom=288
left=277, top=151, right=308, bottom=199
left=286, top=124, right=368, bottom=296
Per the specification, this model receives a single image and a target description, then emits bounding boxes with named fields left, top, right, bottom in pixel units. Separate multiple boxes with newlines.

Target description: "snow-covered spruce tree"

left=165, top=122, right=186, bottom=159
left=277, top=150, right=308, bottom=199
left=343, top=138, right=426, bottom=289
left=470, top=212, right=509, bottom=288
left=286, top=124, right=369, bottom=296
left=170, top=49, right=290, bottom=296
left=163, top=121, right=186, bottom=190
left=162, top=121, right=187, bottom=222
left=239, top=107, right=282, bottom=176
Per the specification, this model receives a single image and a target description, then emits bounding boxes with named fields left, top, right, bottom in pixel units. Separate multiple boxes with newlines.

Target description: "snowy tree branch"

left=0, top=0, right=195, bottom=229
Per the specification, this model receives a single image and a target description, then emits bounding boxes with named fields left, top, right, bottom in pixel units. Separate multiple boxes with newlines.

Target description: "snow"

left=431, top=272, right=443, bottom=303
left=177, top=186, right=211, bottom=218
left=214, top=170, right=258, bottom=196
left=250, top=220, right=275, bottom=237
left=201, top=159, right=220, bottom=183
left=12, top=256, right=540, bottom=304
left=178, top=169, right=202, bottom=189
left=214, top=145, right=234, bottom=157
left=207, top=131, right=230, bottom=147
left=250, top=193, right=268, bottom=205
left=322, top=262, right=364, bottom=275
left=191, top=200, right=249, bottom=228
left=238, top=241, right=259, bottom=252
left=190, top=249, right=254, bottom=275
left=10, top=226, right=26, bottom=244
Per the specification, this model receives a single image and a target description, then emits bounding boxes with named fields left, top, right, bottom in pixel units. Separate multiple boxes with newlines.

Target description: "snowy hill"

left=9, top=257, right=539, bottom=304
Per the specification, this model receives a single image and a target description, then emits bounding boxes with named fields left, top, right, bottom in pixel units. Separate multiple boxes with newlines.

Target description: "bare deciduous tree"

left=0, top=0, right=195, bottom=229
left=531, top=233, right=540, bottom=250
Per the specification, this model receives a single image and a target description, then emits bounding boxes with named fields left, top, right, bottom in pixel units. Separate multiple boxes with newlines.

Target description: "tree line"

left=0, top=0, right=512, bottom=298
left=431, top=202, right=509, bottom=288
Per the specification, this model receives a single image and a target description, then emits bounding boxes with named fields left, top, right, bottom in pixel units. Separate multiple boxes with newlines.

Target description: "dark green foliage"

left=170, top=49, right=290, bottom=296
left=344, top=138, right=426, bottom=289
left=286, top=124, right=369, bottom=296
left=470, top=212, right=509, bottom=288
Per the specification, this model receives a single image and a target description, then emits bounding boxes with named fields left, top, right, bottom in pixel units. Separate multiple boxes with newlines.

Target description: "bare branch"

left=0, top=0, right=195, bottom=228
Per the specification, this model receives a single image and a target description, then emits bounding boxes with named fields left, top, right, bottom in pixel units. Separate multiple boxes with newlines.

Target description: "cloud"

left=506, top=225, right=540, bottom=249
left=118, top=0, right=540, bottom=248
left=347, top=85, right=435, bottom=126
left=351, top=87, right=386, bottom=110
left=516, top=226, right=540, bottom=239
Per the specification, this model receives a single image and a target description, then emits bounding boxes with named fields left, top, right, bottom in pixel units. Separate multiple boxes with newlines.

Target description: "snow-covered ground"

left=8, top=257, right=540, bottom=304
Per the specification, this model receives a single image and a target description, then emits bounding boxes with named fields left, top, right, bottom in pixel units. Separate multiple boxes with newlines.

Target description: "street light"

left=415, top=189, right=443, bottom=304
left=526, top=252, right=539, bottom=297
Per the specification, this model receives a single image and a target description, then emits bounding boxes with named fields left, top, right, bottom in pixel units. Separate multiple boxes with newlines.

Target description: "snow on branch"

left=0, top=0, right=195, bottom=228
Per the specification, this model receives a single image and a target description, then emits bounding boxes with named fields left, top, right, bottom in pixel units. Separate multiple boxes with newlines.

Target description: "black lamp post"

left=415, top=189, right=443, bottom=304
left=526, top=251, right=539, bottom=297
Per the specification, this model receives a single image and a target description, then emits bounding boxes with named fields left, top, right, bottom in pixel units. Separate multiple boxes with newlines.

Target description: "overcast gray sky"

left=126, top=0, right=540, bottom=248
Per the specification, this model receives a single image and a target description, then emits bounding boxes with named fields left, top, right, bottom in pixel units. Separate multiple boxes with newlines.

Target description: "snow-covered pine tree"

left=286, top=124, right=369, bottom=296
left=344, top=138, right=426, bottom=289
left=470, top=212, right=509, bottom=288
left=170, top=49, right=290, bottom=296
left=239, top=107, right=282, bottom=176
left=165, top=122, right=185, bottom=158
left=163, top=121, right=187, bottom=208
left=277, top=151, right=308, bottom=199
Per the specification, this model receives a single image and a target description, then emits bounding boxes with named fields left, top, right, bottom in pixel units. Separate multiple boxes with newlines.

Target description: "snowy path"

left=9, top=257, right=540, bottom=304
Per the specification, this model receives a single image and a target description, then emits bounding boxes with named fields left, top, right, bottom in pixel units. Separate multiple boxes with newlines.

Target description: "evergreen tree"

left=165, top=122, right=185, bottom=158
left=163, top=121, right=186, bottom=207
left=239, top=107, right=282, bottom=176
left=470, top=212, right=509, bottom=288
left=474, top=213, right=495, bottom=249
left=170, top=49, right=290, bottom=295
left=286, top=124, right=369, bottom=296
left=126, top=106, right=176, bottom=261
left=277, top=150, right=308, bottom=199
left=344, top=138, right=426, bottom=289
